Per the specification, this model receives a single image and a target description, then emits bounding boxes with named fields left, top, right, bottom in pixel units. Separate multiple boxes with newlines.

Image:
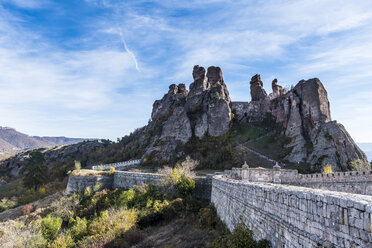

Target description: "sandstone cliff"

left=148, top=66, right=367, bottom=171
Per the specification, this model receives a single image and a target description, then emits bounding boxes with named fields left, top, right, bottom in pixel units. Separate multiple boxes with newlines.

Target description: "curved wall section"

left=211, top=175, right=372, bottom=248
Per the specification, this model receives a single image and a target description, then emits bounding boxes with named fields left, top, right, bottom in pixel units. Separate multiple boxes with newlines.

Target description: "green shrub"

left=52, top=194, right=80, bottom=222
left=199, top=205, right=221, bottom=229
left=41, top=215, right=63, bottom=241
left=83, top=208, right=137, bottom=245
left=228, top=222, right=256, bottom=248
left=160, top=157, right=197, bottom=197
left=69, top=216, right=88, bottom=240
left=211, top=221, right=271, bottom=248
left=118, top=189, right=136, bottom=206
left=48, top=232, right=75, bottom=248
left=176, top=175, right=195, bottom=198
left=93, top=183, right=103, bottom=192
left=88, top=210, right=109, bottom=236
left=0, top=197, right=17, bottom=212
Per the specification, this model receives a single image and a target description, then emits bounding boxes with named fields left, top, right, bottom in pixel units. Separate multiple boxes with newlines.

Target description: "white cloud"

left=1, top=0, right=372, bottom=142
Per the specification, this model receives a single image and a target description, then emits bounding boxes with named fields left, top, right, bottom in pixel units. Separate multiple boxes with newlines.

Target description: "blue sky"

left=0, top=0, right=372, bottom=142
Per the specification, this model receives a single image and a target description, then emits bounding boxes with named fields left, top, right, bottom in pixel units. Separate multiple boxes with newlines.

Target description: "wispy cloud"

left=118, top=29, right=141, bottom=72
left=0, top=0, right=372, bottom=142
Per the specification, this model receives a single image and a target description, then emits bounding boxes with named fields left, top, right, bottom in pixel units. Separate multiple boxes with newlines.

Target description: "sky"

left=0, top=0, right=372, bottom=142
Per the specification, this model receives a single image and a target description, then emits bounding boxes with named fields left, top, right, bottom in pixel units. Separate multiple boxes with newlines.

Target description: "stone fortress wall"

left=66, top=173, right=113, bottom=194
left=66, top=170, right=212, bottom=200
left=293, top=171, right=372, bottom=195
left=211, top=175, right=372, bottom=248
left=225, top=166, right=372, bottom=195
left=66, top=160, right=372, bottom=247
left=91, top=159, right=141, bottom=171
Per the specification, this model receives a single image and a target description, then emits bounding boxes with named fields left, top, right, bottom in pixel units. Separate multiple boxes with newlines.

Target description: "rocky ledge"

left=146, top=65, right=368, bottom=171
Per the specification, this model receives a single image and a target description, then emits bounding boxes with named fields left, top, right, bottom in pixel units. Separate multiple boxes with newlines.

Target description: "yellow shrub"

left=322, top=164, right=333, bottom=174
left=109, top=167, right=115, bottom=175
left=39, top=187, right=46, bottom=195
left=48, top=232, right=75, bottom=248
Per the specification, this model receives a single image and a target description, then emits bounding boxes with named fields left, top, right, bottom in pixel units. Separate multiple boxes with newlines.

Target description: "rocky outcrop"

left=250, top=74, right=267, bottom=101
left=147, top=65, right=366, bottom=170
left=271, top=79, right=286, bottom=98
left=203, top=66, right=231, bottom=136
left=232, top=76, right=367, bottom=171
left=147, top=66, right=232, bottom=160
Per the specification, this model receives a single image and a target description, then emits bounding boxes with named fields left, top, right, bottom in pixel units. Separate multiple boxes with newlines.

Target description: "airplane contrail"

left=118, top=30, right=141, bottom=72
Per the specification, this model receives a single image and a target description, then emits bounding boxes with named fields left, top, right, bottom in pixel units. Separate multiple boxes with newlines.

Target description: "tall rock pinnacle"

left=250, top=74, right=268, bottom=101
left=147, top=65, right=232, bottom=160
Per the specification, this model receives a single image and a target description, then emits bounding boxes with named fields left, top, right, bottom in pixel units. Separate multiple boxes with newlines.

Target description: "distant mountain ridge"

left=0, top=126, right=90, bottom=159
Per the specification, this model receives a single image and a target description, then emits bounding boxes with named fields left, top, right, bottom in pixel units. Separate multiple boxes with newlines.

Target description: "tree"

left=20, top=151, right=48, bottom=189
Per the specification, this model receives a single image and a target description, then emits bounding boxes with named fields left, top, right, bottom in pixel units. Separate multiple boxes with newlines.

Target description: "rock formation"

left=250, top=74, right=267, bottom=101
left=147, top=65, right=367, bottom=171
left=233, top=77, right=367, bottom=171
left=147, top=65, right=232, bottom=161
left=272, top=79, right=286, bottom=98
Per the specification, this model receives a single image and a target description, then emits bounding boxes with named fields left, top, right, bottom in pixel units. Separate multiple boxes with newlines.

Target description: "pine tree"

left=20, top=151, right=48, bottom=189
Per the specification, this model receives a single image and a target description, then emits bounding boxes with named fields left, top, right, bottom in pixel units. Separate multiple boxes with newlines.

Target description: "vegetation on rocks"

left=322, top=164, right=334, bottom=174
left=177, top=119, right=292, bottom=170
left=348, top=159, right=371, bottom=171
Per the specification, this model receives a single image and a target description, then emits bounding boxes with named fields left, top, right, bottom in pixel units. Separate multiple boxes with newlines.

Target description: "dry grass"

left=72, top=169, right=109, bottom=176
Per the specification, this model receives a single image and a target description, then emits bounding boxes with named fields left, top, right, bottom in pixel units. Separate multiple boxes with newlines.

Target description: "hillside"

left=0, top=127, right=90, bottom=160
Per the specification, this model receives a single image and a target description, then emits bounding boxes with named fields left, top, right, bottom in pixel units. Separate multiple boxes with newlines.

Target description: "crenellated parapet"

left=221, top=162, right=372, bottom=196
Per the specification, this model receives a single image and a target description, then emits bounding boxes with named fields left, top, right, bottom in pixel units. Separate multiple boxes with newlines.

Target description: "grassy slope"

left=175, top=120, right=293, bottom=170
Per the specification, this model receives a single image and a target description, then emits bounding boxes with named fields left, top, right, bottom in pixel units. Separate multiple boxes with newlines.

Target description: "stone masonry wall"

left=66, top=171, right=212, bottom=200
left=113, top=171, right=212, bottom=200
left=66, top=173, right=114, bottom=194
left=113, top=171, right=165, bottom=189
left=224, top=167, right=372, bottom=196
left=292, top=171, right=372, bottom=195
left=92, top=159, right=141, bottom=171
left=211, top=175, right=372, bottom=248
